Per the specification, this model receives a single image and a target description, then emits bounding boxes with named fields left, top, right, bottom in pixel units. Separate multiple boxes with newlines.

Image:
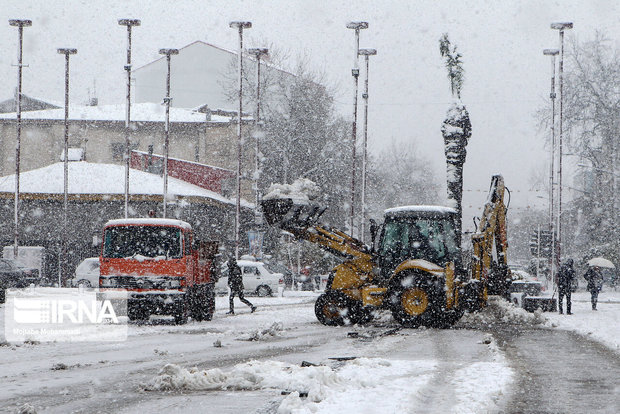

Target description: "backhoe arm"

left=470, top=175, right=511, bottom=304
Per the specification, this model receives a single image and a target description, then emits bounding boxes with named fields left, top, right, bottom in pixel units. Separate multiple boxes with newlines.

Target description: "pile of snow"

left=263, top=178, right=320, bottom=205
left=144, top=357, right=439, bottom=412
left=459, top=296, right=547, bottom=327
left=245, top=322, right=284, bottom=341
left=450, top=334, right=514, bottom=414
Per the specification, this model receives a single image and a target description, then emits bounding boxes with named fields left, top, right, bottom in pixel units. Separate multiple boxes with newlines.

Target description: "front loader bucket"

left=261, top=198, right=326, bottom=232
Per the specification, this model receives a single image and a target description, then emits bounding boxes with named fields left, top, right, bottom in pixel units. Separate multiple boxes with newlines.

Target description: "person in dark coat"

left=226, top=257, right=256, bottom=315
left=583, top=265, right=604, bottom=310
left=557, top=258, right=575, bottom=315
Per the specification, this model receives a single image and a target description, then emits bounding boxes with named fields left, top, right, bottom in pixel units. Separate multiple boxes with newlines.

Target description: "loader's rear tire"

left=315, top=291, right=363, bottom=326
left=389, top=276, right=441, bottom=328
left=173, top=302, right=188, bottom=325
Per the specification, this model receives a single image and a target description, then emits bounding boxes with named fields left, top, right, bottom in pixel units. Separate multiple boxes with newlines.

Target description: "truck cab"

left=99, top=218, right=217, bottom=323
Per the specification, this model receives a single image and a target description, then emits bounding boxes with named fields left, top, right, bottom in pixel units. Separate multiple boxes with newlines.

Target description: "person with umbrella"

left=584, top=264, right=604, bottom=311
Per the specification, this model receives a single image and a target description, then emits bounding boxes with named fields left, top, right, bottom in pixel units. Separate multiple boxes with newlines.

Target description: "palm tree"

left=440, top=33, right=472, bottom=242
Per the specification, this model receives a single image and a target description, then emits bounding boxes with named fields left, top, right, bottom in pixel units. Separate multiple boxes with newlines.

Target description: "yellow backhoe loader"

left=262, top=175, right=511, bottom=328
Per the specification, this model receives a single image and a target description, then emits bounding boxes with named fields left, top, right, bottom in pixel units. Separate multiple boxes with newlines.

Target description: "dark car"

left=0, top=258, right=40, bottom=303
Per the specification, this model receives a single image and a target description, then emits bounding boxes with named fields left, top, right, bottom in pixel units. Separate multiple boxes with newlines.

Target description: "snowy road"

left=1, top=291, right=618, bottom=413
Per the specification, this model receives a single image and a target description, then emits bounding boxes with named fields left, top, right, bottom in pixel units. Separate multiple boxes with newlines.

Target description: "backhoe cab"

left=261, top=175, right=510, bottom=328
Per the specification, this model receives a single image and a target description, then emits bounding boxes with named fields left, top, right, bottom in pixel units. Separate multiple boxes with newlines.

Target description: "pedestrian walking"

left=557, top=258, right=575, bottom=315
left=584, top=265, right=604, bottom=310
left=226, top=257, right=256, bottom=314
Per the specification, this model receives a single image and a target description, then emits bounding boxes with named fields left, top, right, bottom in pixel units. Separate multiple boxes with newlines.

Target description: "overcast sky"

left=2, top=0, right=619, bottom=230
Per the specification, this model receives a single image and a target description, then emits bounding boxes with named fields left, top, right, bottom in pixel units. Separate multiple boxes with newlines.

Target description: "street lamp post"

left=230, top=21, right=252, bottom=259
left=543, top=47, right=559, bottom=286
left=118, top=18, right=141, bottom=219
left=358, top=48, right=376, bottom=243
left=159, top=48, right=178, bottom=218
left=551, top=22, right=573, bottom=268
left=247, top=47, right=268, bottom=227
left=346, top=21, right=368, bottom=237
left=57, top=48, right=77, bottom=287
left=8, top=19, right=32, bottom=261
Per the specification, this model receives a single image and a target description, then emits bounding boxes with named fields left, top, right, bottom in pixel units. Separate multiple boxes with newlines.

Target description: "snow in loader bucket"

left=261, top=198, right=326, bottom=231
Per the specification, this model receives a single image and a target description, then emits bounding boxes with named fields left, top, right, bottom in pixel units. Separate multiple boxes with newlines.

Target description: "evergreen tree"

left=439, top=33, right=472, bottom=241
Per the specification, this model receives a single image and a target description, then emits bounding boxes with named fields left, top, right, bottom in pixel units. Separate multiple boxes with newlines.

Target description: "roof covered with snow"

left=384, top=205, right=458, bottom=216
left=0, top=102, right=252, bottom=124
left=0, top=161, right=252, bottom=207
left=104, top=218, right=192, bottom=230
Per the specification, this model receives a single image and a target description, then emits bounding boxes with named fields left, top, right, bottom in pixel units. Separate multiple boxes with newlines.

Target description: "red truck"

left=99, top=218, right=218, bottom=324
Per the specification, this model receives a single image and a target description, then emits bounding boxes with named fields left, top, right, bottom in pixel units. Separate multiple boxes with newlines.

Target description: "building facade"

left=0, top=103, right=256, bottom=199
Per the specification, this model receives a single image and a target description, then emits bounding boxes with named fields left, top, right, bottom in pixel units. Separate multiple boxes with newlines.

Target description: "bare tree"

left=551, top=32, right=620, bottom=262
left=365, top=142, right=439, bottom=220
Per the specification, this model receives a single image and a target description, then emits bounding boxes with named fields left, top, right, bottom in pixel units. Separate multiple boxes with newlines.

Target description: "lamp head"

left=248, top=48, right=269, bottom=57
left=346, top=21, right=369, bottom=30
left=551, top=22, right=573, bottom=30
left=57, top=48, right=77, bottom=55
left=229, top=21, right=252, bottom=29
left=543, top=48, right=559, bottom=56
left=358, top=48, right=377, bottom=56
left=118, top=19, right=141, bottom=27
left=9, top=19, right=32, bottom=27
left=159, top=48, right=179, bottom=56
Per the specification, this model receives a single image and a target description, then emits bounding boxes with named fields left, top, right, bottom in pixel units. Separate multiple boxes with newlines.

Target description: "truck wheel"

left=315, top=291, right=362, bottom=326
left=389, top=276, right=441, bottom=328
left=128, top=305, right=147, bottom=321
left=174, top=303, right=188, bottom=325
left=256, top=285, right=272, bottom=297
left=202, top=285, right=215, bottom=321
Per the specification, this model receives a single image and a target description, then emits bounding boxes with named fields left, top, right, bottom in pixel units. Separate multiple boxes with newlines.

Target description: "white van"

left=216, top=260, right=284, bottom=296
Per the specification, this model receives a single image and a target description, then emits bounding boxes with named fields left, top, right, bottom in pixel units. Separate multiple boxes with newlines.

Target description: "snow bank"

left=451, top=334, right=514, bottom=414
left=145, top=357, right=438, bottom=413
left=246, top=321, right=284, bottom=341
left=263, top=178, right=321, bottom=205
left=545, top=291, right=620, bottom=353
left=459, top=296, right=547, bottom=327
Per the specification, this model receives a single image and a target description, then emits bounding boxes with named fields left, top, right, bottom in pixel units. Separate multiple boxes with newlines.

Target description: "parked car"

left=215, top=260, right=284, bottom=296
left=70, top=257, right=100, bottom=288
left=509, top=280, right=556, bottom=312
left=0, top=258, right=40, bottom=303
left=265, top=262, right=293, bottom=288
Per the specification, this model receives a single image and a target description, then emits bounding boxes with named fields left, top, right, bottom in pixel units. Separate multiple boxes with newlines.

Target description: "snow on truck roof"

left=384, top=205, right=458, bottom=215
left=104, top=218, right=192, bottom=230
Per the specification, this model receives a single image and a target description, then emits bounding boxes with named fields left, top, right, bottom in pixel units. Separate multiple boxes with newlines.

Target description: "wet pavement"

left=493, top=325, right=620, bottom=414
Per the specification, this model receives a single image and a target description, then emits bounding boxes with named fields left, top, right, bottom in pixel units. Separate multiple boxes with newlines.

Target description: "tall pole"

left=346, top=21, right=368, bottom=237
left=358, top=48, right=376, bottom=243
left=119, top=19, right=141, bottom=219
left=58, top=48, right=77, bottom=287
left=9, top=19, right=32, bottom=260
left=248, top=47, right=268, bottom=227
left=159, top=48, right=178, bottom=219
left=230, top=21, right=252, bottom=259
left=543, top=48, right=558, bottom=287
left=551, top=22, right=573, bottom=270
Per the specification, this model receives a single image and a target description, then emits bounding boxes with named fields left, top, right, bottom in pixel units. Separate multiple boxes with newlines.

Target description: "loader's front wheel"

left=315, top=291, right=362, bottom=326
left=389, top=278, right=440, bottom=328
